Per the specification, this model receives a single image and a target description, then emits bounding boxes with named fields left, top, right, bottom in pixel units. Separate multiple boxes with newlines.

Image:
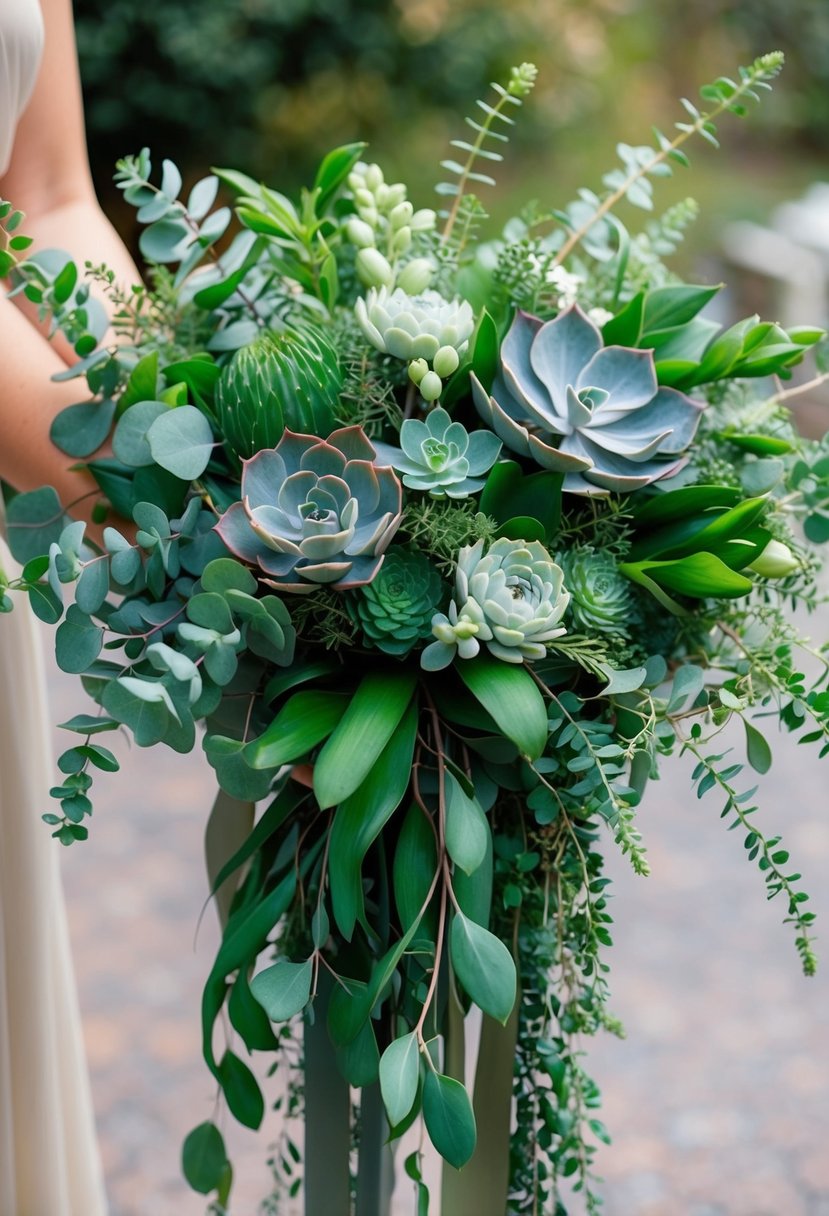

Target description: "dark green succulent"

left=349, top=548, right=443, bottom=655
left=214, top=328, right=343, bottom=464
left=557, top=546, right=634, bottom=636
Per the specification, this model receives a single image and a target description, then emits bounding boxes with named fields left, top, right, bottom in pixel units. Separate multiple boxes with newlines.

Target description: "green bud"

left=347, top=168, right=366, bottom=192
left=390, top=201, right=414, bottom=230
left=748, top=539, right=800, bottom=579
left=410, top=208, right=437, bottom=232
left=346, top=217, right=375, bottom=248
left=364, top=163, right=384, bottom=191
left=392, top=227, right=412, bottom=254
left=356, top=247, right=394, bottom=288
left=408, top=358, right=429, bottom=386
left=374, top=183, right=391, bottom=209
left=508, top=62, right=538, bottom=98
left=433, top=345, right=460, bottom=378
left=386, top=183, right=408, bottom=209
left=420, top=370, right=443, bottom=402
left=396, top=257, right=434, bottom=294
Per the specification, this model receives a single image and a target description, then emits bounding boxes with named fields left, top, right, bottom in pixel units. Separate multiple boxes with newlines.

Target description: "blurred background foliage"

left=75, top=0, right=829, bottom=254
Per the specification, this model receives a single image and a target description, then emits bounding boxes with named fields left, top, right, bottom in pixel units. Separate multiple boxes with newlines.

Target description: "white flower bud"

left=420, top=370, right=443, bottom=402
left=389, top=201, right=414, bottom=230
left=356, top=247, right=394, bottom=288
left=374, top=183, right=391, bottom=210
left=386, top=183, right=408, bottom=209
left=410, top=208, right=437, bottom=232
left=364, top=164, right=384, bottom=192
left=392, top=226, right=412, bottom=254
left=348, top=168, right=366, bottom=192
left=433, top=345, right=460, bottom=378
left=408, top=358, right=429, bottom=385
left=748, top=539, right=800, bottom=579
left=354, top=188, right=376, bottom=212
left=346, top=217, right=376, bottom=248
left=396, top=257, right=435, bottom=294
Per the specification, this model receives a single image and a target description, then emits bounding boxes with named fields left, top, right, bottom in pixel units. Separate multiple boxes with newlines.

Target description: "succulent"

left=356, top=287, right=475, bottom=400
left=349, top=548, right=444, bottom=656
left=215, top=427, right=403, bottom=593
left=346, top=161, right=437, bottom=292
left=214, top=329, right=342, bottom=465
left=421, top=537, right=569, bottom=669
left=556, top=546, right=634, bottom=636
left=373, top=407, right=501, bottom=499
left=471, top=305, right=703, bottom=494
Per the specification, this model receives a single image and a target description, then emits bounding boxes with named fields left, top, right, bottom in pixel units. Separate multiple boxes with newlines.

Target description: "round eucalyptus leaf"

left=113, top=401, right=169, bottom=467
left=147, top=405, right=215, bottom=480
left=75, top=558, right=110, bottom=615
left=50, top=398, right=116, bottom=458
left=250, top=958, right=312, bottom=1023
left=181, top=1121, right=229, bottom=1196
left=55, top=605, right=104, bottom=674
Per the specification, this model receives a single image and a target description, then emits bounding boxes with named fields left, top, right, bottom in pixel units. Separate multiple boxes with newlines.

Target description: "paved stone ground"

left=47, top=615, right=829, bottom=1216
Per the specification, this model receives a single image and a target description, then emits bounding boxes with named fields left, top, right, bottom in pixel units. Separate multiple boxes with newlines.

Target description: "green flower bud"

left=354, top=188, right=375, bottom=212
left=374, top=183, right=391, bottom=209
left=420, top=371, right=443, bottom=401
left=346, top=217, right=376, bottom=248
left=364, top=163, right=384, bottom=191
left=386, top=183, right=408, bottom=209
left=347, top=169, right=365, bottom=192
left=397, top=258, right=435, bottom=294
left=390, top=201, right=414, bottom=230
left=748, top=539, right=800, bottom=579
left=433, top=345, right=460, bottom=378
left=408, top=358, right=429, bottom=386
left=508, top=62, right=538, bottom=98
left=392, top=227, right=412, bottom=254
left=356, top=247, right=394, bottom=288
left=411, top=208, right=437, bottom=232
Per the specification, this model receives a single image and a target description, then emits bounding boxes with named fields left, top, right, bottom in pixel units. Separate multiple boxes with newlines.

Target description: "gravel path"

left=47, top=619, right=829, bottom=1216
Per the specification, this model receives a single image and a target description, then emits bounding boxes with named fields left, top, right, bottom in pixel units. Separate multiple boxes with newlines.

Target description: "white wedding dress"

left=0, top=1, right=108, bottom=1210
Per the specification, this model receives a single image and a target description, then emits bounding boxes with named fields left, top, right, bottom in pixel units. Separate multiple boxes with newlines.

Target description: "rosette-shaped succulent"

left=373, top=407, right=501, bottom=498
left=557, top=546, right=633, bottom=636
left=471, top=305, right=703, bottom=494
left=349, top=548, right=444, bottom=656
left=421, top=537, right=569, bottom=669
left=215, top=428, right=403, bottom=593
left=356, top=287, right=475, bottom=400
left=214, top=329, right=342, bottom=465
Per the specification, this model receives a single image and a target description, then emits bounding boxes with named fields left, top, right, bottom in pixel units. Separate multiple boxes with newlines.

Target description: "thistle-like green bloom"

left=421, top=537, right=569, bottom=669
left=350, top=548, right=444, bottom=656
left=557, top=547, right=634, bottom=636
left=215, top=428, right=403, bottom=593
left=214, top=329, right=342, bottom=465
left=374, top=407, right=501, bottom=498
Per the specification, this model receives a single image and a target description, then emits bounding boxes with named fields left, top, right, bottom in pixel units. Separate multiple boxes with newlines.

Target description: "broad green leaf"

left=449, top=913, right=516, bottom=1024
left=245, top=691, right=346, bottom=770
left=642, top=283, right=721, bottom=333
left=598, top=664, right=648, bottom=695
left=379, top=1032, right=420, bottom=1128
left=329, top=702, right=418, bottom=939
left=313, top=671, right=418, bottom=809
left=453, top=829, right=493, bottom=928
left=393, top=802, right=438, bottom=933
left=147, top=405, right=215, bottom=479
left=203, top=735, right=276, bottom=801
left=200, top=557, right=257, bottom=597
left=479, top=461, right=562, bottom=541
left=314, top=142, right=367, bottom=214
left=118, top=351, right=160, bottom=414
left=113, top=400, right=169, bottom=467
left=744, top=719, right=772, bottom=774
left=250, top=958, right=312, bottom=1023
left=228, top=971, right=278, bottom=1052
left=75, top=558, right=110, bottom=614
left=208, top=784, right=304, bottom=898
left=444, top=772, right=489, bottom=876
left=55, top=605, right=104, bottom=674
left=5, top=486, right=67, bottom=564
left=181, top=1121, right=229, bottom=1195
left=666, top=664, right=706, bottom=714
left=102, top=678, right=173, bottom=747
left=335, top=1018, right=379, bottom=1086
left=423, top=1072, right=476, bottom=1169
left=601, top=291, right=644, bottom=346
left=456, top=658, right=547, bottom=760
left=622, top=552, right=754, bottom=600
left=217, top=1050, right=264, bottom=1130
left=631, top=484, right=742, bottom=528
left=50, top=399, right=115, bottom=458
left=58, top=714, right=119, bottom=735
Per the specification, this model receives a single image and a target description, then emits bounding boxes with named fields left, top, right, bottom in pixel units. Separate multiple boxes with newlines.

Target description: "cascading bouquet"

left=3, top=50, right=829, bottom=1216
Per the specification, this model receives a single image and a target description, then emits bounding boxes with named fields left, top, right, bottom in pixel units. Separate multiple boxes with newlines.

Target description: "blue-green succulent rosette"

left=471, top=304, right=705, bottom=494
left=215, top=427, right=404, bottom=593
left=373, top=407, right=501, bottom=498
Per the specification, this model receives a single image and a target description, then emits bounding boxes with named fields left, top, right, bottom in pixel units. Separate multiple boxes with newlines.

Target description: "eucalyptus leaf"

left=449, top=912, right=517, bottom=1024
left=251, top=958, right=313, bottom=1023
left=379, top=1032, right=420, bottom=1128
left=444, top=772, right=489, bottom=876
left=422, top=1071, right=476, bottom=1169
left=147, top=405, right=215, bottom=479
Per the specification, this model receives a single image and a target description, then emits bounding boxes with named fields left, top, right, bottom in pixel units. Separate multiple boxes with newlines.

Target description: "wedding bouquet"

left=3, top=50, right=829, bottom=1215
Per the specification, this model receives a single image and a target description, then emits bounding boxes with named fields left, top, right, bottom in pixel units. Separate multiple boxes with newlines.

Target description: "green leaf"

left=313, top=671, right=418, bottom=809
left=102, top=678, right=173, bottom=747
left=118, top=351, right=160, bottom=414
left=75, top=558, right=110, bottom=614
left=217, top=1050, right=264, bottom=1130
left=449, top=912, right=516, bottom=1024
left=632, top=484, right=742, bottom=527
left=456, top=658, right=547, bottom=760
left=50, top=399, right=115, bottom=459
left=204, top=735, right=276, bottom=801
left=642, top=283, right=721, bottom=333
left=314, top=142, right=367, bottom=214
left=201, top=557, right=257, bottom=597
left=55, top=605, right=104, bottom=674
left=393, top=802, right=438, bottom=934
left=228, top=971, right=279, bottom=1052
left=444, top=772, right=489, bottom=876
left=601, top=292, right=644, bottom=346
left=58, top=714, right=119, bottom=735
left=113, top=401, right=169, bottom=467
left=379, top=1032, right=420, bottom=1128
left=245, top=691, right=346, bottom=770
left=479, top=461, right=562, bottom=541
left=744, top=720, right=772, bottom=774
left=621, top=552, right=754, bottom=600
left=208, top=784, right=304, bottom=899
left=5, top=486, right=67, bottom=564
left=181, top=1121, right=229, bottom=1196
left=329, top=702, right=418, bottom=939
left=666, top=664, right=706, bottom=714
left=250, top=958, right=313, bottom=1023
left=423, top=1072, right=476, bottom=1169
left=147, top=405, right=215, bottom=479
left=335, top=1018, right=379, bottom=1086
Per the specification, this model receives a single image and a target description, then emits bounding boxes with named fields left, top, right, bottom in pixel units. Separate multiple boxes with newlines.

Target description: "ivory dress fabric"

left=1, top=2, right=108, bottom=1210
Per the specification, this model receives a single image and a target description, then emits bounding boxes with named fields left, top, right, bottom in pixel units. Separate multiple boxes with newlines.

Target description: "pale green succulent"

left=373, top=407, right=501, bottom=498
left=556, top=546, right=633, bottom=636
left=421, top=537, right=569, bottom=669
left=355, top=287, right=475, bottom=400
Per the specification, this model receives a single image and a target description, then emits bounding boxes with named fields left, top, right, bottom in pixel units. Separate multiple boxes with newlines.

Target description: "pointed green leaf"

left=250, top=958, right=313, bottom=1023
left=217, top=1050, right=264, bottom=1130
left=379, top=1032, right=420, bottom=1128
left=245, top=691, right=346, bottom=770
left=444, top=772, right=489, bottom=876
left=313, top=671, right=418, bottom=809
left=744, top=719, right=772, bottom=774
left=423, top=1072, right=477, bottom=1169
left=182, top=1121, right=229, bottom=1195
left=456, top=658, right=547, bottom=760
left=449, top=912, right=516, bottom=1024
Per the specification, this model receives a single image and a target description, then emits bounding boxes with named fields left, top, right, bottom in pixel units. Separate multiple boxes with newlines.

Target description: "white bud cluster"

left=346, top=161, right=438, bottom=293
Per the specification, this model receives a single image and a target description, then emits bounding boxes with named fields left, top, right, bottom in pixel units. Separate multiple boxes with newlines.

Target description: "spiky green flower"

left=349, top=548, right=444, bottom=656
left=421, top=537, right=569, bottom=669
left=214, top=329, right=342, bottom=465
left=557, top=546, right=634, bottom=636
